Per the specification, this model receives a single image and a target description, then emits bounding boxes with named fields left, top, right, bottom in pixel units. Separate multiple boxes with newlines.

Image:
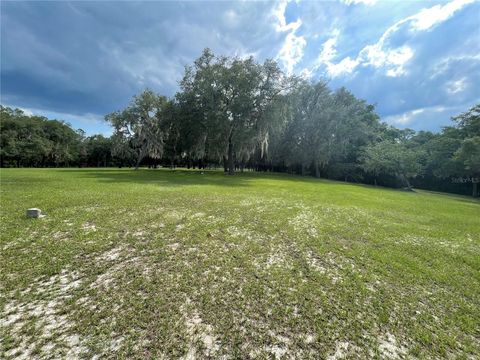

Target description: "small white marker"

left=26, top=208, right=44, bottom=218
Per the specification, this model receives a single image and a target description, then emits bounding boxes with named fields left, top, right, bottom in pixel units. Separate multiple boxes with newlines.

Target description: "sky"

left=1, top=0, right=479, bottom=135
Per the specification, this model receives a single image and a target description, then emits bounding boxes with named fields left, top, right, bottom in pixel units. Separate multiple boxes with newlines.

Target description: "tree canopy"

left=1, top=49, right=479, bottom=196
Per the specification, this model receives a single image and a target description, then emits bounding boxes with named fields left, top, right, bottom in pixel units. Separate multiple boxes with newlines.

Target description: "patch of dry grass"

left=1, top=168, right=479, bottom=359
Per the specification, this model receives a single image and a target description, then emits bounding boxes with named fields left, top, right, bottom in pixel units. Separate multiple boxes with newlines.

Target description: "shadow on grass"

left=59, top=167, right=353, bottom=189
left=50, top=168, right=480, bottom=203
left=59, top=168, right=258, bottom=188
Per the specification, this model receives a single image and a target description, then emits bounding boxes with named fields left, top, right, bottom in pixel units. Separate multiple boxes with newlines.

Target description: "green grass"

left=1, top=168, right=479, bottom=359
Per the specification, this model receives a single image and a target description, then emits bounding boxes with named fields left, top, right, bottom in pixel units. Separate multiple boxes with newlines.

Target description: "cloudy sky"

left=1, top=0, right=479, bottom=135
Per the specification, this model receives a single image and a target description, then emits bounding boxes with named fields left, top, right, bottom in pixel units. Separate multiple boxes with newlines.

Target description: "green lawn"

left=1, top=168, right=479, bottom=359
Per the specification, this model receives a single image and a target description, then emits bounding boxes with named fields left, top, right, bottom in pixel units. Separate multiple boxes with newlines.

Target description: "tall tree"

left=451, top=104, right=480, bottom=196
left=179, top=48, right=290, bottom=174
left=105, top=90, right=167, bottom=170
left=361, top=140, right=425, bottom=188
left=0, top=106, right=81, bottom=167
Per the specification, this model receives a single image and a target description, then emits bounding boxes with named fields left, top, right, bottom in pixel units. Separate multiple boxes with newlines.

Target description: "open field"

left=1, top=168, right=479, bottom=359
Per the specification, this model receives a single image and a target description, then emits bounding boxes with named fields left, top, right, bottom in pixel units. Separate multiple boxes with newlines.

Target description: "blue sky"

left=1, top=0, right=479, bottom=135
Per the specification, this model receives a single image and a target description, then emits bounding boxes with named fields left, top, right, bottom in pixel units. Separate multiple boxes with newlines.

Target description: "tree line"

left=1, top=49, right=478, bottom=196
left=0, top=107, right=117, bottom=168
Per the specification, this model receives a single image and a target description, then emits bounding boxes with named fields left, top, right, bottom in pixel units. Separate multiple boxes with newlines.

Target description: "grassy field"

left=0, top=168, right=479, bottom=359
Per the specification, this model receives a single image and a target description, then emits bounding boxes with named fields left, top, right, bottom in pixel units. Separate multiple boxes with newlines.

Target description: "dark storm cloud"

left=1, top=0, right=479, bottom=134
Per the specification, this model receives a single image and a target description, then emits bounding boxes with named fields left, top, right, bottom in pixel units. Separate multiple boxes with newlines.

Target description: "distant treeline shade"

left=1, top=49, right=479, bottom=196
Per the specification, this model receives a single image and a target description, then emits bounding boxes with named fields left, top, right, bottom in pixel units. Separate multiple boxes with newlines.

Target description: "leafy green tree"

left=105, top=90, right=167, bottom=169
left=423, top=104, right=480, bottom=196
left=160, top=100, right=182, bottom=168
left=280, top=83, right=379, bottom=178
left=281, top=81, right=332, bottom=176
left=85, top=135, right=112, bottom=167
left=453, top=104, right=480, bottom=138
left=179, top=48, right=290, bottom=174
left=361, top=140, right=425, bottom=188
left=0, top=106, right=80, bottom=167
left=2, top=50, right=478, bottom=198
left=423, top=130, right=463, bottom=178
left=454, top=137, right=480, bottom=197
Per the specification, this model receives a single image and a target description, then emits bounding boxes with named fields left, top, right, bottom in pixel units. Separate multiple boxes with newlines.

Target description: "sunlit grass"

left=1, top=168, right=479, bottom=359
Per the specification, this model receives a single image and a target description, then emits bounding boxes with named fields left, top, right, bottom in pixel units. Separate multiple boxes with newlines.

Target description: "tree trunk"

left=400, top=174, right=411, bottom=189
left=405, top=177, right=411, bottom=189
left=314, top=162, right=320, bottom=178
left=227, top=138, right=234, bottom=175
left=223, top=156, right=228, bottom=172
left=134, top=147, right=147, bottom=170
left=473, top=182, right=478, bottom=198
left=134, top=157, right=142, bottom=170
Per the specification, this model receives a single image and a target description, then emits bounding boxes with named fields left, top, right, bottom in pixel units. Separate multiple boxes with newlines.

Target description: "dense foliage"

left=1, top=49, right=478, bottom=196
left=0, top=107, right=119, bottom=168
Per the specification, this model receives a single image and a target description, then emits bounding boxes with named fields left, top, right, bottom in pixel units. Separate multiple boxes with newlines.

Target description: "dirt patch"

left=327, top=341, right=362, bottom=359
left=81, top=222, right=97, bottom=232
left=265, top=250, right=293, bottom=270
left=304, top=250, right=350, bottom=284
left=288, top=207, right=318, bottom=237
left=181, top=300, right=220, bottom=359
left=226, top=226, right=255, bottom=240
left=90, top=247, right=152, bottom=290
left=96, top=246, right=125, bottom=262
left=191, top=212, right=206, bottom=218
left=1, top=269, right=86, bottom=358
left=378, top=333, right=407, bottom=359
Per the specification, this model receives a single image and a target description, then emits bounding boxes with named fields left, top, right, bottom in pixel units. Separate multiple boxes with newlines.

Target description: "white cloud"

left=409, top=0, right=475, bottom=31
left=327, top=57, right=360, bottom=77
left=340, top=0, right=377, bottom=6
left=315, top=27, right=413, bottom=78
left=385, top=47, right=414, bottom=77
left=99, top=41, right=182, bottom=89
left=277, top=32, right=307, bottom=74
left=386, top=109, right=424, bottom=126
left=299, top=67, right=313, bottom=79
left=223, top=10, right=240, bottom=28
left=372, top=0, right=474, bottom=41
left=430, top=54, right=480, bottom=79
left=4, top=104, right=108, bottom=134
left=273, top=0, right=306, bottom=74
left=272, top=0, right=301, bottom=33
left=315, top=30, right=359, bottom=77
left=384, top=106, right=447, bottom=126
left=20, top=107, right=34, bottom=116
left=358, top=44, right=413, bottom=77
left=446, top=77, right=468, bottom=94
left=314, top=0, right=473, bottom=78
left=318, top=36, right=338, bottom=63
left=388, top=112, right=416, bottom=126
